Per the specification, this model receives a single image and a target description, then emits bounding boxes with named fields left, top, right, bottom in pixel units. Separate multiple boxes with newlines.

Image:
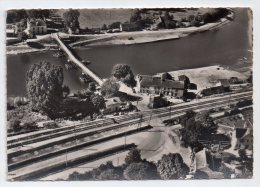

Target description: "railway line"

left=7, top=91, right=252, bottom=180
left=7, top=91, right=252, bottom=147
left=7, top=92, right=252, bottom=158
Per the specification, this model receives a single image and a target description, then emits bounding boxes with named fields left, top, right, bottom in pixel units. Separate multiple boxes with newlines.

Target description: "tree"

left=27, top=9, right=50, bottom=19
left=26, top=61, right=64, bottom=119
left=17, top=32, right=28, bottom=42
left=62, top=85, right=70, bottom=97
left=130, top=9, right=142, bottom=23
left=101, top=24, right=107, bottom=30
left=112, top=64, right=136, bottom=87
left=108, top=21, right=121, bottom=29
left=163, top=11, right=172, bottom=29
left=98, top=169, right=121, bottom=180
left=91, top=94, right=106, bottom=113
left=124, top=161, right=160, bottom=180
left=91, top=161, right=121, bottom=180
left=180, top=110, right=217, bottom=149
left=180, top=111, right=201, bottom=148
left=88, top=82, right=96, bottom=92
left=63, top=9, right=80, bottom=30
left=8, top=119, right=22, bottom=132
left=218, top=163, right=232, bottom=179
left=6, top=9, right=28, bottom=23
left=100, top=78, right=120, bottom=98
left=125, top=148, right=142, bottom=165
left=157, top=153, right=189, bottom=179
left=77, top=89, right=93, bottom=99
left=247, top=71, right=252, bottom=84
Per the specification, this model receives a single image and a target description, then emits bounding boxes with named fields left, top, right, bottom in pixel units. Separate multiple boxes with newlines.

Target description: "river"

left=7, top=8, right=252, bottom=97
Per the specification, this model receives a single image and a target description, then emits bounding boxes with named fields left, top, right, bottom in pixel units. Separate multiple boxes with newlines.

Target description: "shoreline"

left=6, top=11, right=233, bottom=55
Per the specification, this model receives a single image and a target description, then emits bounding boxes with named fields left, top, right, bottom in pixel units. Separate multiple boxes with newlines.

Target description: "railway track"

left=7, top=91, right=252, bottom=180
left=7, top=91, right=252, bottom=148
left=8, top=92, right=251, bottom=159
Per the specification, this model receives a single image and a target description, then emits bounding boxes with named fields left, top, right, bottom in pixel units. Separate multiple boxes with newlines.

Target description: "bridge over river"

left=52, top=33, right=104, bottom=86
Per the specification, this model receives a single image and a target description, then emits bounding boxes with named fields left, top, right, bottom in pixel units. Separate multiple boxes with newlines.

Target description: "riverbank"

left=6, top=10, right=233, bottom=55
left=78, top=17, right=232, bottom=47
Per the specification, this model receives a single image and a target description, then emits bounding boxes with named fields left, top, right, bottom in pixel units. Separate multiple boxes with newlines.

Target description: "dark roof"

left=178, top=75, right=189, bottom=81
left=139, top=75, right=185, bottom=89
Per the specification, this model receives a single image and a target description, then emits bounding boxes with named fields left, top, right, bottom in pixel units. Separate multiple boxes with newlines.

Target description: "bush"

left=124, top=161, right=160, bottom=180
left=9, top=119, right=22, bottom=132
left=98, top=169, right=122, bottom=180
left=111, top=64, right=136, bottom=87
left=157, top=153, right=189, bottom=179
left=44, top=121, right=58, bottom=129
left=7, top=102, right=15, bottom=110
left=125, top=148, right=142, bottom=165
left=100, top=78, right=120, bottom=98
left=22, top=121, right=39, bottom=131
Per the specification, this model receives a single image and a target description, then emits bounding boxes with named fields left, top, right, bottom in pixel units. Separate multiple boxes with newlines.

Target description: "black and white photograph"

left=3, top=3, right=256, bottom=183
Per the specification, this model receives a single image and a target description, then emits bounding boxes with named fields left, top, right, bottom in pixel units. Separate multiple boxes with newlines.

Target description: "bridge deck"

left=52, top=33, right=104, bottom=86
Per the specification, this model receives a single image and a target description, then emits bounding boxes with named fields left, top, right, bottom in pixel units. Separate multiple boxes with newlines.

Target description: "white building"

left=25, top=19, right=47, bottom=36
left=103, top=97, right=122, bottom=114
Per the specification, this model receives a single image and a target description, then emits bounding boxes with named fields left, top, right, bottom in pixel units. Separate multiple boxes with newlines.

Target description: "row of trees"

left=128, top=8, right=230, bottom=30
left=7, top=9, right=51, bottom=23
left=67, top=148, right=189, bottom=180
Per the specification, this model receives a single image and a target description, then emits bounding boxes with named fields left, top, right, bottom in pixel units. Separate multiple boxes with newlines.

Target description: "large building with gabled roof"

left=136, top=73, right=187, bottom=98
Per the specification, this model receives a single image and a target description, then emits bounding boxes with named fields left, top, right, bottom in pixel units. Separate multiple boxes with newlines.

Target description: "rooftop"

left=139, top=75, right=185, bottom=89
left=105, top=97, right=122, bottom=106
left=28, top=19, right=47, bottom=27
left=215, top=114, right=246, bottom=129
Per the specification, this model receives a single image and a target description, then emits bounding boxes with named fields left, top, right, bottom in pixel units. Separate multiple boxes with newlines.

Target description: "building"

left=25, top=19, right=47, bottom=36
left=136, top=73, right=186, bottom=98
left=68, top=27, right=80, bottom=35
left=103, top=97, right=122, bottom=114
left=215, top=113, right=253, bottom=151
left=6, top=24, right=16, bottom=37
left=148, top=95, right=169, bottom=109
left=215, top=79, right=230, bottom=89
left=177, top=75, right=190, bottom=89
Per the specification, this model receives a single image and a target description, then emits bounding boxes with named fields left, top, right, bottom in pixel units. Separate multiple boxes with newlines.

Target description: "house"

left=136, top=73, right=186, bottom=98
left=25, top=19, right=47, bottom=36
left=215, top=79, right=230, bottom=89
left=103, top=97, right=122, bottom=114
left=177, top=75, right=190, bottom=89
left=215, top=113, right=253, bottom=151
left=68, top=27, right=80, bottom=35
left=148, top=95, right=169, bottom=109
